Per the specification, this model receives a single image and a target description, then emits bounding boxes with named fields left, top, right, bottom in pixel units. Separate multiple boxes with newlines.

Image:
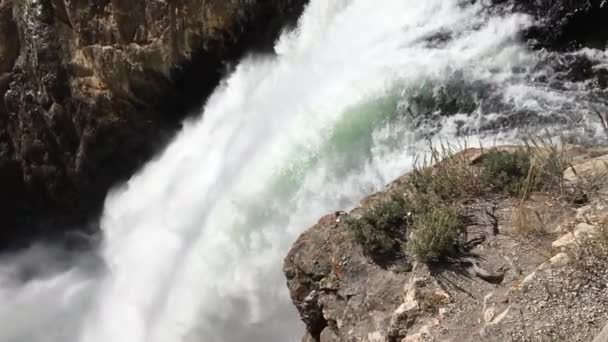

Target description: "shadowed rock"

left=0, top=0, right=307, bottom=248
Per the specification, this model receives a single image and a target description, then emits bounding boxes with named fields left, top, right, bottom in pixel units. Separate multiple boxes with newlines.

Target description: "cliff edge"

left=285, top=144, right=608, bottom=341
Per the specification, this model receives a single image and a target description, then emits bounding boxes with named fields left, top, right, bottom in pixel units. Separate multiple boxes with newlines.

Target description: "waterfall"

left=0, top=1, right=605, bottom=341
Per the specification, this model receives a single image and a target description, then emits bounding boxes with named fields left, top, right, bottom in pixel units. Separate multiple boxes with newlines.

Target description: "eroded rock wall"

left=0, top=0, right=306, bottom=247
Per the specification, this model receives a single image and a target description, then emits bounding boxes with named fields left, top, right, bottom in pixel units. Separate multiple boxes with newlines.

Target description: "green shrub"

left=404, top=145, right=473, bottom=262
left=349, top=218, right=399, bottom=258
left=409, top=146, right=481, bottom=201
left=348, top=195, right=409, bottom=258
left=481, top=149, right=531, bottom=195
left=407, top=205, right=466, bottom=262
left=365, top=196, right=410, bottom=234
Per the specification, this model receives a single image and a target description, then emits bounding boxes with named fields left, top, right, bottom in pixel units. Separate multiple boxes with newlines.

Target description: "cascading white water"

left=0, top=1, right=606, bottom=342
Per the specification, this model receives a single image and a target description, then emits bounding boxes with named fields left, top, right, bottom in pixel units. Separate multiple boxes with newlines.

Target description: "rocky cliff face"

left=0, top=0, right=306, bottom=247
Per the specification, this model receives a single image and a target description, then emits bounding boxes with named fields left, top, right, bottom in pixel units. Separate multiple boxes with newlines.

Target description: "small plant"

left=511, top=205, right=547, bottom=236
left=402, top=142, right=474, bottom=262
left=418, top=291, right=449, bottom=315
left=409, top=143, right=481, bottom=201
left=366, top=195, right=410, bottom=234
left=407, top=205, right=467, bottom=262
left=520, top=138, right=570, bottom=199
left=481, top=149, right=531, bottom=195
left=348, top=195, right=409, bottom=259
left=350, top=142, right=473, bottom=264
left=479, top=142, right=569, bottom=199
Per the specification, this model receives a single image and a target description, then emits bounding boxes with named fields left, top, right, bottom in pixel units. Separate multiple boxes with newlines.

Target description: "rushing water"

left=0, top=1, right=606, bottom=342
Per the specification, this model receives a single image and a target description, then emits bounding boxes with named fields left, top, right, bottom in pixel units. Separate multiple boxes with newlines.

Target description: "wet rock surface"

left=495, top=0, right=608, bottom=51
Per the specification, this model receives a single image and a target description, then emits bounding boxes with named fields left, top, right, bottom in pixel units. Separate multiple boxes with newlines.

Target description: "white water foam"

left=0, top=1, right=604, bottom=341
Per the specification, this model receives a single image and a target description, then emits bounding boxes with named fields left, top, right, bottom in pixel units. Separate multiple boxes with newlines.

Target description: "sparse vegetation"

left=348, top=143, right=476, bottom=263
left=407, top=204, right=467, bottom=261
left=346, top=138, right=604, bottom=265
left=507, top=140, right=604, bottom=238
left=418, top=291, right=449, bottom=314
left=409, top=144, right=481, bottom=201
left=348, top=195, right=409, bottom=259
left=404, top=144, right=484, bottom=261
left=519, top=139, right=569, bottom=199
left=481, top=149, right=531, bottom=195
left=511, top=205, right=547, bottom=236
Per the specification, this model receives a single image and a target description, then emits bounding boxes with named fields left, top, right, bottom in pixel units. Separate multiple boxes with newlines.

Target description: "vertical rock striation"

left=0, top=0, right=307, bottom=247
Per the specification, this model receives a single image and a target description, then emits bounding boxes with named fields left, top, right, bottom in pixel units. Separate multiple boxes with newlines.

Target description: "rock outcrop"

left=0, top=0, right=306, bottom=247
left=284, top=146, right=608, bottom=341
left=284, top=211, right=414, bottom=341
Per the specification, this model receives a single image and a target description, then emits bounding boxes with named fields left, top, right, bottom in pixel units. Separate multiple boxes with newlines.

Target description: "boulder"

left=594, top=321, right=608, bottom=342
left=284, top=217, right=412, bottom=341
left=564, top=154, right=608, bottom=183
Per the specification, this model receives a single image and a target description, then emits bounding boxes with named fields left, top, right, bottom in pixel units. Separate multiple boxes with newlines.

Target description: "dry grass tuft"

left=510, top=205, right=549, bottom=236
left=409, top=142, right=482, bottom=202
left=519, top=138, right=570, bottom=199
